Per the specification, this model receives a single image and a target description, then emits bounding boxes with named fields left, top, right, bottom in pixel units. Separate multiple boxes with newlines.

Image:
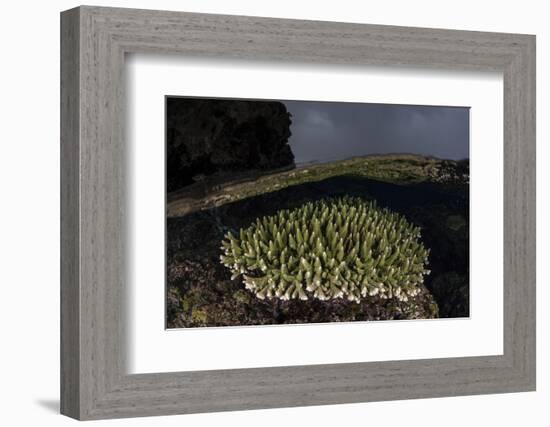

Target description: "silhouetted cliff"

left=166, top=98, right=294, bottom=192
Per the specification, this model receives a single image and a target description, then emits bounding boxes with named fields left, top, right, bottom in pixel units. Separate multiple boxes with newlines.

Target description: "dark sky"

left=282, top=100, right=470, bottom=165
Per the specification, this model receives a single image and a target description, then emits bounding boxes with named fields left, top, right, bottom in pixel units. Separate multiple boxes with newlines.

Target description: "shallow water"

left=167, top=176, right=469, bottom=327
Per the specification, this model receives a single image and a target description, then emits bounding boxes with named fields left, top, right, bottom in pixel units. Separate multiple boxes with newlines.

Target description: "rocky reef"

left=166, top=164, right=469, bottom=328
left=167, top=154, right=469, bottom=217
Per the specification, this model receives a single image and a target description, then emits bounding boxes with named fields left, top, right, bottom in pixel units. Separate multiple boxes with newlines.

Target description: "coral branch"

left=220, top=196, right=430, bottom=303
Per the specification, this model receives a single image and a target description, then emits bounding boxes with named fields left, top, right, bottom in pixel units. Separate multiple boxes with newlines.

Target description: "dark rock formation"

left=166, top=97, right=294, bottom=192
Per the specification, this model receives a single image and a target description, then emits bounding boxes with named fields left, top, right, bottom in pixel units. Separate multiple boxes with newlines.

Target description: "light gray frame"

left=61, top=5, right=536, bottom=421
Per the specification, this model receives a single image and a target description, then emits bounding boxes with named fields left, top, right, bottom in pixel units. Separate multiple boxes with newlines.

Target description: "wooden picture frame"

left=60, top=5, right=536, bottom=420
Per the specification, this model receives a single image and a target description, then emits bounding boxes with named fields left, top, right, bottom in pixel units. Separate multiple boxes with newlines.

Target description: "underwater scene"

left=165, top=97, right=469, bottom=328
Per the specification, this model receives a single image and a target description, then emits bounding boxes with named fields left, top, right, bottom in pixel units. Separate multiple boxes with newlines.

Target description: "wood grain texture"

left=60, top=5, right=536, bottom=420
left=60, top=7, right=80, bottom=419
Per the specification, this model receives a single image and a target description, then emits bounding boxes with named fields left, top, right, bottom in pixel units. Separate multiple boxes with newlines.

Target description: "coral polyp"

left=220, top=196, right=430, bottom=303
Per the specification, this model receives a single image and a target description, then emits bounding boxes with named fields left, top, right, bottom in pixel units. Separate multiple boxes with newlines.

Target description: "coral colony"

left=221, top=196, right=430, bottom=303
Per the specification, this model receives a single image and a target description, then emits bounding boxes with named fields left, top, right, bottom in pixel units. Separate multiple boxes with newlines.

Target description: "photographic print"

left=166, top=97, right=469, bottom=328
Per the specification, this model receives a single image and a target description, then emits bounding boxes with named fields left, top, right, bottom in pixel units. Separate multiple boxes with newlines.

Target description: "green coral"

left=220, top=196, right=430, bottom=303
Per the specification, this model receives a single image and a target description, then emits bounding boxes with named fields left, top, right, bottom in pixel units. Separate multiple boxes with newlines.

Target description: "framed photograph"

left=61, top=6, right=536, bottom=420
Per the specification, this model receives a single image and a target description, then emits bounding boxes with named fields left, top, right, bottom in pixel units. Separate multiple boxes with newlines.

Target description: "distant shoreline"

left=295, top=152, right=470, bottom=168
